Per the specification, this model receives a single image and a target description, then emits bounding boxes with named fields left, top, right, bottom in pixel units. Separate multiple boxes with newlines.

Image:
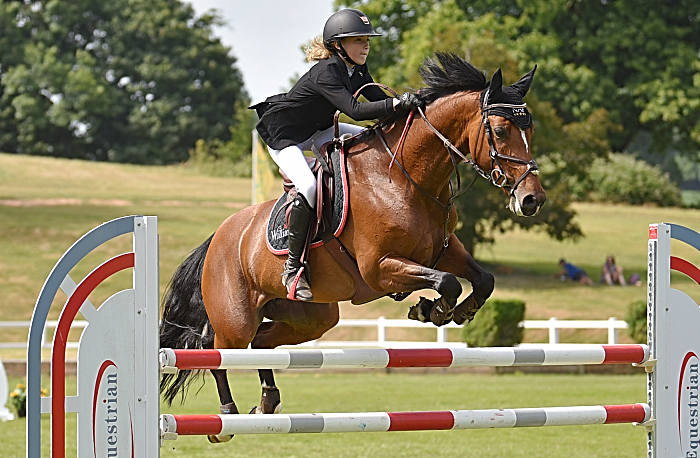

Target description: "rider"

left=251, top=9, right=423, bottom=301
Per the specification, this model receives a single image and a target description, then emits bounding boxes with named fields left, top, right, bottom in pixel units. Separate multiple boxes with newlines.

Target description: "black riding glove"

left=395, top=92, right=424, bottom=111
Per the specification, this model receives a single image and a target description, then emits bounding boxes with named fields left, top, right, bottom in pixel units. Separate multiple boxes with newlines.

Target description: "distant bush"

left=573, top=153, right=681, bottom=206
left=625, top=299, right=647, bottom=344
left=185, top=139, right=252, bottom=178
left=461, top=299, right=525, bottom=347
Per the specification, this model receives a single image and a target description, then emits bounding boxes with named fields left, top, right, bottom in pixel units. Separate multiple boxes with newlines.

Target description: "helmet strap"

left=335, top=40, right=358, bottom=67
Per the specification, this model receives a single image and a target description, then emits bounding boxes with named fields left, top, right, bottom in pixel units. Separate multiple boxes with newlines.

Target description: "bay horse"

left=160, top=52, right=545, bottom=441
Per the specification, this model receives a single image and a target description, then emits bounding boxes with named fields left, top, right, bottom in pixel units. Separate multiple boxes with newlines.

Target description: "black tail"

left=159, top=235, right=215, bottom=406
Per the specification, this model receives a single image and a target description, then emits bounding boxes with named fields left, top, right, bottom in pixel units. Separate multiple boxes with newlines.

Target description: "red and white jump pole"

left=161, top=404, right=650, bottom=438
left=160, top=344, right=649, bottom=371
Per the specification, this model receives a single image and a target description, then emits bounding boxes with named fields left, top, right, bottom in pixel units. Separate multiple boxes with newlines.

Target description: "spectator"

left=559, top=259, right=593, bottom=285
left=628, top=273, right=643, bottom=286
left=602, top=255, right=626, bottom=286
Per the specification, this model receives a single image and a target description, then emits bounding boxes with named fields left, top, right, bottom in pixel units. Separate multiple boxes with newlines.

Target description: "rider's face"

left=339, top=36, right=370, bottom=66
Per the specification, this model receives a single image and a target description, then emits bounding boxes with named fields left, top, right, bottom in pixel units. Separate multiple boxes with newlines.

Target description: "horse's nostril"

left=521, top=195, right=538, bottom=215
left=522, top=195, right=537, bottom=209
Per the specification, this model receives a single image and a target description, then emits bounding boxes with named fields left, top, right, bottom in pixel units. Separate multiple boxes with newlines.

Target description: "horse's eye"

left=494, top=126, right=508, bottom=138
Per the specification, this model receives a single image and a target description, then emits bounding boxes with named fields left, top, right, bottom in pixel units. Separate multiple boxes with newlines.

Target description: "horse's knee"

left=474, top=270, right=494, bottom=303
left=437, top=273, right=462, bottom=303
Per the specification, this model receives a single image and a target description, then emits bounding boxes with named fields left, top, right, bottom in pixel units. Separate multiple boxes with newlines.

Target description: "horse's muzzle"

left=509, top=192, right=546, bottom=217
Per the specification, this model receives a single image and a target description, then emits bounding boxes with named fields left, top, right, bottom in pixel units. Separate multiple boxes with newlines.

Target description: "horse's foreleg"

left=367, top=256, right=462, bottom=326
left=434, top=234, right=495, bottom=325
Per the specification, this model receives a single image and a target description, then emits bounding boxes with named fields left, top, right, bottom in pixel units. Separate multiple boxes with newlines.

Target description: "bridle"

left=477, top=88, right=539, bottom=196
left=412, top=88, right=539, bottom=199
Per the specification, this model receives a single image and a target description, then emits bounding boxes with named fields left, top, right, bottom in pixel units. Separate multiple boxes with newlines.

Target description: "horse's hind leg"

left=249, top=369, right=282, bottom=414
left=248, top=298, right=339, bottom=414
left=206, top=369, right=238, bottom=443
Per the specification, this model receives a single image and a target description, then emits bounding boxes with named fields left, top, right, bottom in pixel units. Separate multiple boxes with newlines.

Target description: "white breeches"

left=268, top=123, right=365, bottom=207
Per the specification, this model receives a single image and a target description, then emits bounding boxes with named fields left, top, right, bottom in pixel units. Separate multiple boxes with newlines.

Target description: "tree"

left=338, top=0, right=697, bottom=252
left=344, top=0, right=700, bottom=157
left=0, top=0, right=248, bottom=164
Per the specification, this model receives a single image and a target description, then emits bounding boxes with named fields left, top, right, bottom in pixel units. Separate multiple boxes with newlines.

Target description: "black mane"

left=417, top=52, right=488, bottom=104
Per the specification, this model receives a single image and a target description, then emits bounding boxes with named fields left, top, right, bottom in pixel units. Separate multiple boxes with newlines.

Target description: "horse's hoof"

left=407, top=297, right=433, bottom=323
left=453, top=297, right=479, bottom=325
left=249, top=402, right=282, bottom=415
left=249, top=405, right=262, bottom=414
left=429, top=297, right=454, bottom=327
left=207, top=401, right=238, bottom=442
left=207, top=434, right=233, bottom=443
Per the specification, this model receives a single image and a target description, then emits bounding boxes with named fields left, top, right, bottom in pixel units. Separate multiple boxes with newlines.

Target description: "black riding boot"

left=282, top=193, right=314, bottom=301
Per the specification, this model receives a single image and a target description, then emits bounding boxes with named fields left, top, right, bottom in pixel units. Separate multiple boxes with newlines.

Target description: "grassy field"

left=1, top=371, right=647, bottom=458
left=0, top=152, right=693, bottom=456
left=1, top=152, right=700, bottom=353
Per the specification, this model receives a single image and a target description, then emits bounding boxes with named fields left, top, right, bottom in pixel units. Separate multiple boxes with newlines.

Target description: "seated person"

left=602, top=255, right=626, bottom=286
left=559, top=259, right=593, bottom=285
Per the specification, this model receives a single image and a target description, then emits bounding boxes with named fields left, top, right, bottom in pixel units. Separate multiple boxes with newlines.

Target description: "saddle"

left=265, top=137, right=384, bottom=304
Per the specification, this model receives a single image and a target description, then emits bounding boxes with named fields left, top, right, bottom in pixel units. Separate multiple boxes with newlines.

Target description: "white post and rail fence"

left=0, top=316, right=630, bottom=351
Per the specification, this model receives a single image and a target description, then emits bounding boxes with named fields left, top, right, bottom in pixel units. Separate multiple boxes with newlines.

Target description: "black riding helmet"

left=323, top=9, right=381, bottom=66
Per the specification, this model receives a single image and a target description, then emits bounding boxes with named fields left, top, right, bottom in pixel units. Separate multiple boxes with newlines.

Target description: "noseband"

left=478, top=90, right=539, bottom=196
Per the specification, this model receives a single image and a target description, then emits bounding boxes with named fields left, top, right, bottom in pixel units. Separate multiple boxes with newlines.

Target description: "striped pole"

left=160, top=345, right=648, bottom=372
left=160, top=404, right=650, bottom=439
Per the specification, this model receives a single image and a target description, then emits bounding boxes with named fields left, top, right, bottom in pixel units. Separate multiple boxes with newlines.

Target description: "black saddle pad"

left=265, top=144, right=348, bottom=255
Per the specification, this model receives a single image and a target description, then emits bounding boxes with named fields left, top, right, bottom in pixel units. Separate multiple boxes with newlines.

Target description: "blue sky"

left=185, top=0, right=335, bottom=104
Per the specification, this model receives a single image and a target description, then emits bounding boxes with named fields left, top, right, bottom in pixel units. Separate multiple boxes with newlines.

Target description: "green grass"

left=2, top=371, right=647, bottom=458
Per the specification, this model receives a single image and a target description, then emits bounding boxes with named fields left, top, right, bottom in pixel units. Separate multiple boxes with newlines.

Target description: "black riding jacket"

left=251, top=53, right=393, bottom=150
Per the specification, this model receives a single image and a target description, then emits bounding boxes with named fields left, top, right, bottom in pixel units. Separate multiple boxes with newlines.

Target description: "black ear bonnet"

left=480, top=66, right=537, bottom=130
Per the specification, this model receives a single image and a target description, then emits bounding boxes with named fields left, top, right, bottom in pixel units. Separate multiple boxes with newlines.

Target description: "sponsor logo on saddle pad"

left=271, top=227, right=289, bottom=242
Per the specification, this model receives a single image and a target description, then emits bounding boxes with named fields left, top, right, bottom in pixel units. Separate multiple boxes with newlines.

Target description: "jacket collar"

left=331, top=53, right=353, bottom=90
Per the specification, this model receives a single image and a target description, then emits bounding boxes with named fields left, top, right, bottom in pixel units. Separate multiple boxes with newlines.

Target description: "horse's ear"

left=510, top=65, right=537, bottom=98
left=488, top=68, right=503, bottom=101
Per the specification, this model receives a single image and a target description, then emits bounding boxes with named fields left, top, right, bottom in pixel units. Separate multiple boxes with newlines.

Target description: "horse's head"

left=476, top=67, right=546, bottom=216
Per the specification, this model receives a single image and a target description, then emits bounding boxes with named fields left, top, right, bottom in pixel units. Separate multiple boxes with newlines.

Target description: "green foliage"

left=184, top=99, right=256, bottom=177
left=0, top=0, right=247, bottom=164
left=574, top=153, right=682, bottom=207
left=625, top=299, right=648, bottom=344
left=185, top=139, right=252, bottom=178
left=461, top=298, right=525, bottom=347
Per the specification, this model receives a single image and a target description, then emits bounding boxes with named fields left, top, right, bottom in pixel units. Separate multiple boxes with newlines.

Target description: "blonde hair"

left=305, top=36, right=334, bottom=62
